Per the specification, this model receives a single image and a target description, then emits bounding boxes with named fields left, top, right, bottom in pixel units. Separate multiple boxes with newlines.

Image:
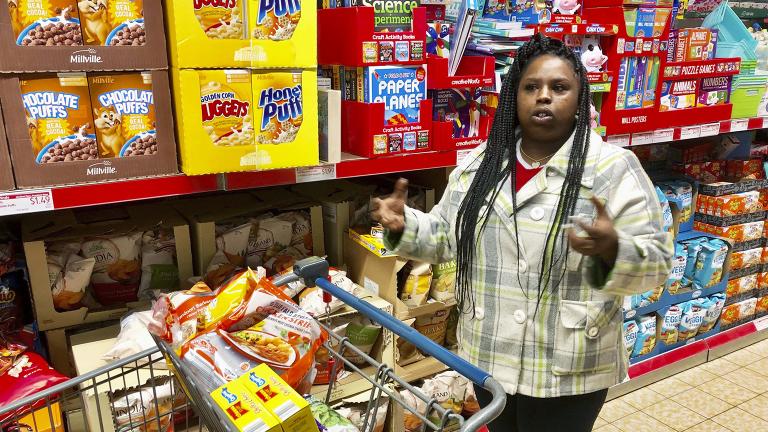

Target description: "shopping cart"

left=0, top=257, right=506, bottom=432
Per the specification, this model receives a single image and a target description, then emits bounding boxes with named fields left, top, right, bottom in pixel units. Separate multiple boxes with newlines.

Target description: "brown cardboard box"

left=0, top=102, right=15, bottom=191
left=0, top=1, right=167, bottom=72
left=23, top=203, right=193, bottom=330
left=0, top=71, right=178, bottom=188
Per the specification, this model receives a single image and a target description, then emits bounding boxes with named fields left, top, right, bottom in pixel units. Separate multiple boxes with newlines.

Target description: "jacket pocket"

left=552, top=300, right=620, bottom=375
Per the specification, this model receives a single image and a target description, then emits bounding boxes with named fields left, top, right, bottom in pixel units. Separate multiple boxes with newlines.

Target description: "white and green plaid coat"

left=386, top=131, right=674, bottom=397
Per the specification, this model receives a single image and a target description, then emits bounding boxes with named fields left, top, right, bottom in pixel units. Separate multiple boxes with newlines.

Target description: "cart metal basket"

left=0, top=258, right=505, bottom=432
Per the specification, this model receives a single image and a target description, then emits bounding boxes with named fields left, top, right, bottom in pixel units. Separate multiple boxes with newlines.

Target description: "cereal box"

left=20, top=73, right=98, bottom=164
left=210, top=380, right=281, bottom=432
left=10, top=0, right=83, bottom=46
left=697, top=76, right=731, bottom=107
left=430, top=88, right=482, bottom=138
left=249, top=0, right=301, bottom=41
left=89, top=72, right=156, bottom=158
left=253, top=71, right=304, bottom=145
left=199, top=69, right=253, bottom=147
left=91, top=0, right=147, bottom=46
left=194, top=0, right=246, bottom=39
left=660, top=80, right=697, bottom=111
left=364, top=65, right=427, bottom=125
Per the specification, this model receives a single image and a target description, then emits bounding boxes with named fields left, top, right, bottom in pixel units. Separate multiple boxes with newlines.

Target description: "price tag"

left=631, top=132, right=653, bottom=146
left=456, top=149, right=473, bottom=166
left=754, top=315, right=768, bottom=332
left=295, top=164, right=336, bottom=183
left=680, top=126, right=701, bottom=140
left=0, top=189, right=53, bottom=216
left=762, top=117, right=768, bottom=129
left=653, top=128, right=674, bottom=143
left=731, top=119, right=749, bottom=132
left=607, top=134, right=631, bottom=147
left=700, top=123, right=721, bottom=137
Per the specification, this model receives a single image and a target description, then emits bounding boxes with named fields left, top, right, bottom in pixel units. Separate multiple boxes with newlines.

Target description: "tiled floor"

left=595, top=338, right=768, bottom=432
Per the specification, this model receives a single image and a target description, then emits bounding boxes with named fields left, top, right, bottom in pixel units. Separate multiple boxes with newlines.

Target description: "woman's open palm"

left=371, top=178, right=408, bottom=233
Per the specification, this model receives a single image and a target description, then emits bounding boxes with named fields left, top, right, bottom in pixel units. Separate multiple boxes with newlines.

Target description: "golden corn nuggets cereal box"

left=193, top=0, right=246, bottom=39
left=80, top=0, right=146, bottom=46
left=199, top=70, right=254, bottom=147
left=11, top=0, right=83, bottom=46
left=20, top=73, right=98, bottom=164
left=249, top=0, right=300, bottom=40
left=89, top=72, right=155, bottom=158
left=253, top=71, right=303, bottom=145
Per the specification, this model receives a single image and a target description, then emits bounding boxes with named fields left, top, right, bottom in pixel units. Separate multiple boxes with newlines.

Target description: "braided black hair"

left=454, top=33, right=592, bottom=317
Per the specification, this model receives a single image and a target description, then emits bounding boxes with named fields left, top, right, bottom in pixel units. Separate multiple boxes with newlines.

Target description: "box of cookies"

left=0, top=70, right=177, bottom=188
left=0, top=0, right=167, bottom=72
left=0, top=102, right=16, bottom=192
left=172, top=68, right=318, bottom=175
left=164, top=0, right=316, bottom=69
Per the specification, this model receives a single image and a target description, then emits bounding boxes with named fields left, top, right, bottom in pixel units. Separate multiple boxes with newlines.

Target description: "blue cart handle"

left=314, top=277, right=490, bottom=387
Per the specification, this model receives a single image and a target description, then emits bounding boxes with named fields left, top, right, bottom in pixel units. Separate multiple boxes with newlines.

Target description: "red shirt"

left=515, top=159, right=542, bottom=192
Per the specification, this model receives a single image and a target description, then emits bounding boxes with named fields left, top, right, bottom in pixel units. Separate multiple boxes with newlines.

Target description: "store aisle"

left=594, top=338, right=768, bottom=432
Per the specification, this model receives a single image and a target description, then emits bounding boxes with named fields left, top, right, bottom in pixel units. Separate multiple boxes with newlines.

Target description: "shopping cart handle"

left=315, top=277, right=491, bottom=387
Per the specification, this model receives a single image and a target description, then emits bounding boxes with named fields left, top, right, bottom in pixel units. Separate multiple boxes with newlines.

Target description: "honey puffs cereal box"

left=249, top=0, right=300, bottom=40
left=252, top=71, right=302, bottom=145
left=199, top=70, right=253, bottom=147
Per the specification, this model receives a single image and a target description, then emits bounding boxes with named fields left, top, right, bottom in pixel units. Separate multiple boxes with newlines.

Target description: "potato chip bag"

left=694, top=239, right=728, bottom=289
left=253, top=71, right=304, bottom=144
left=400, top=261, right=432, bottom=307
left=659, top=305, right=682, bottom=345
left=632, top=315, right=656, bottom=357
left=47, top=241, right=95, bottom=311
left=656, top=186, right=674, bottom=233
left=81, top=232, right=142, bottom=305
left=193, top=0, right=246, bottom=39
left=623, top=320, right=638, bottom=357
left=199, top=70, right=254, bottom=147
left=699, top=293, right=725, bottom=334
left=430, top=260, right=456, bottom=302
left=678, top=299, right=707, bottom=340
left=666, top=243, right=687, bottom=295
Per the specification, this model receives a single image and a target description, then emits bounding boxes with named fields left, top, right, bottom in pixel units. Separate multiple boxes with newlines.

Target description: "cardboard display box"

left=172, top=68, right=319, bottom=175
left=0, top=70, right=178, bottom=188
left=0, top=102, right=15, bottom=191
left=0, top=1, right=168, bottom=73
left=164, top=0, right=317, bottom=69
left=174, top=188, right=325, bottom=275
left=23, top=203, right=194, bottom=331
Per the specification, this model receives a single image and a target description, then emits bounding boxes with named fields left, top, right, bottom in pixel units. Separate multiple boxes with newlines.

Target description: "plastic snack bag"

left=0, top=350, right=69, bottom=423
left=305, top=395, right=359, bottom=432
left=414, top=307, right=451, bottom=348
left=699, top=293, right=726, bottom=334
left=81, top=232, right=142, bottom=305
left=623, top=320, right=639, bottom=357
left=109, top=376, right=186, bottom=432
left=659, top=305, right=682, bottom=345
left=103, top=311, right=165, bottom=366
left=400, top=261, right=432, bottom=307
left=396, top=318, right=425, bottom=366
left=678, top=299, right=707, bottom=340
left=335, top=391, right=389, bottom=432
left=682, top=237, right=707, bottom=281
left=147, top=281, right=215, bottom=349
left=632, top=315, right=656, bottom=357
left=277, top=211, right=314, bottom=256
left=343, top=317, right=383, bottom=365
left=47, top=241, right=95, bottom=311
left=215, top=222, right=252, bottom=268
left=694, top=239, right=729, bottom=289
left=138, top=229, right=178, bottom=300
left=295, top=269, right=361, bottom=316
left=430, top=260, right=457, bottom=302
left=666, top=243, right=687, bottom=295
left=247, top=217, right=292, bottom=270
left=401, top=389, right=427, bottom=432
left=656, top=187, right=674, bottom=233
left=422, top=371, right=469, bottom=426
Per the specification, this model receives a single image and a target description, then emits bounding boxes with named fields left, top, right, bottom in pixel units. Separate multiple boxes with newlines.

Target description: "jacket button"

left=475, top=307, right=485, bottom=320
left=519, top=260, right=528, bottom=273
left=587, top=327, right=599, bottom=338
left=514, top=310, right=526, bottom=324
left=530, top=207, right=545, bottom=221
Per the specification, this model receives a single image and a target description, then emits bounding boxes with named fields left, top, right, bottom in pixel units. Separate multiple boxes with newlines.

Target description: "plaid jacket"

left=387, top=131, right=674, bottom=397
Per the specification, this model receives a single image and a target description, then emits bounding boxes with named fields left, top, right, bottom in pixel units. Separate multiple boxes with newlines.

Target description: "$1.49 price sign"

left=0, top=189, right=54, bottom=216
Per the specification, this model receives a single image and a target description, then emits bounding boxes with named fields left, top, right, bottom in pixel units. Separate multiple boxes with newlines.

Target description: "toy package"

left=674, top=28, right=717, bottom=62
left=660, top=80, right=698, bottom=111
left=426, top=21, right=451, bottom=58
left=697, top=76, right=731, bottom=107
left=364, top=65, right=427, bottom=125
left=579, top=37, right=608, bottom=73
left=431, top=88, right=482, bottom=138
left=483, top=1, right=554, bottom=26
left=633, top=8, right=656, bottom=38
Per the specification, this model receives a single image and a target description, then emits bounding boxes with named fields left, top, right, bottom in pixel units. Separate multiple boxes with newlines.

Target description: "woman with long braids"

left=371, top=34, right=674, bottom=431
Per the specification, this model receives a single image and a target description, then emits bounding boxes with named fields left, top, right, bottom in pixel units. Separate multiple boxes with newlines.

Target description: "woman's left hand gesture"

left=568, top=196, right=619, bottom=268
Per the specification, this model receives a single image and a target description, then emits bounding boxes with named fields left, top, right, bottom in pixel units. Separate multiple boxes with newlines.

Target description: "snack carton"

left=238, top=364, right=320, bottom=432
left=660, top=80, right=698, bottom=111
left=211, top=380, right=282, bottom=432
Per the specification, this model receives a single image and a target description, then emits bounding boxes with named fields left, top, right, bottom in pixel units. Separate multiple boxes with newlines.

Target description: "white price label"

left=653, top=128, right=674, bottom=143
left=731, top=119, right=749, bottom=132
left=700, top=123, right=721, bottom=137
left=0, top=189, right=53, bottom=216
left=631, top=132, right=653, bottom=146
left=295, top=164, right=336, bottom=183
left=762, top=117, right=768, bottom=129
left=456, top=149, right=473, bottom=166
left=680, top=126, right=701, bottom=140
left=607, top=134, right=631, bottom=147
left=754, top=315, right=768, bottom=332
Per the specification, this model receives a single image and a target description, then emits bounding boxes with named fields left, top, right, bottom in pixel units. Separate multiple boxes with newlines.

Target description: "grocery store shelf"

left=605, top=116, right=768, bottom=147
left=398, top=355, right=450, bottom=383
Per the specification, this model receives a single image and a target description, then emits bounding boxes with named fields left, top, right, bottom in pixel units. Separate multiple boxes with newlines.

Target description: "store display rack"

left=606, top=116, right=768, bottom=147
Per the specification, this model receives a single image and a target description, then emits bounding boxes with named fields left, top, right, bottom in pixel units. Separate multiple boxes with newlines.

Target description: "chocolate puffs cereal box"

left=9, top=0, right=83, bottom=46
left=164, top=0, right=316, bottom=68
left=211, top=380, right=282, bottom=432
left=20, top=73, right=98, bottom=164
left=83, top=0, right=146, bottom=46
left=89, top=72, right=155, bottom=158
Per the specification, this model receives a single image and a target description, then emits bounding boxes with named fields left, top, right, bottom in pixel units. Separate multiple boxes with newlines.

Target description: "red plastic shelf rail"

left=605, top=116, right=768, bottom=147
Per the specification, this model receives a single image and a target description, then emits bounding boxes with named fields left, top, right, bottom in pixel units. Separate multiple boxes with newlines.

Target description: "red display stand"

left=341, top=99, right=433, bottom=158
left=433, top=116, right=491, bottom=152
left=427, top=55, right=495, bottom=89
left=318, top=7, right=427, bottom=67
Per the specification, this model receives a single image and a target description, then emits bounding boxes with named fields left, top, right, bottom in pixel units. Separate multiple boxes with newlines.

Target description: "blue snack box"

left=364, top=65, right=428, bottom=125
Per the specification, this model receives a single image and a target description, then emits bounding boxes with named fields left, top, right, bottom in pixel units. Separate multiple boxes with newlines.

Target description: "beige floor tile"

left=712, top=407, right=768, bottom=432
left=738, top=394, right=768, bottom=422
left=700, top=358, right=740, bottom=376
left=697, top=377, right=758, bottom=406
left=675, top=366, right=718, bottom=386
left=599, top=399, right=638, bottom=423
left=648, top=377, right=694, bottom=398
left=721, top=349, right=764, bottom=367
left=593, top=424, right=621, bottom=432
left=684, top=420, right=731, bottom=432
left=643, top=400, right=707, bottom=431
left=612, top=411, right=675, bottom=432
left=593, top=417, right=608, bottom=429
left=722, top=368, right=768, bottom=393
left=745, top=357, right=768, bottom=376
left=743, top=338, right=768, bottom=357
left=675, top=387, right=733, bottom=418
left=621, top=387, right=668, bottom=410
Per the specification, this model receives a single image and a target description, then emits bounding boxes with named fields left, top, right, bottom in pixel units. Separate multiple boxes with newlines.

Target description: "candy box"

left=697, top=76, right=731, bottom=107
left=364, top=65, right=427, bottom=126
left=660, top=79, right=698, bottom=111
left=172, top=69, right=319, bottom=175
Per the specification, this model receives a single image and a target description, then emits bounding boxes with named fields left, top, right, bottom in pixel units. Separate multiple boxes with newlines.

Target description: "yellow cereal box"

left=199, top=70, right=253, bottom=147
left=11, top=0, right=83, bottom=46
left=249, top=0, right=300, bottom=40
left=194, top=0, right=246, bottom=39
left=20, top=73, right=98, bottom=164
left=91, top=0, right=147, bottom=46
left=89, top=72, right=156, bottom=158
left=210, top=380, right=282, bottom=432
left=252, top=71, right=302, bottom=145
left=237, top=364, right=319, bottom=432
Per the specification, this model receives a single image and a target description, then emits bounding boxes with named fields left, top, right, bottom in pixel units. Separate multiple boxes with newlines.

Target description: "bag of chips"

left=678, top=299, right=707, bottom=340
left=215, top=222, right=252, bottom=268
left=632, top=315, right=656, bottom=357
left=623, top=320, right=639, bottom=357
left=0, top=350, right=69, bottom=423
left=81, top=232, right=142, bottom=305
left=430, top=261, right=456, bottom=302
left=306, top=395, right=358, bottom=432
left=694, top=239, right=729, bottom=289
left=400, top=261, right=432, bottom=307
left=699, top=293, right=726, bottom=334
left=666, top=244, right=687, bottom=295
left=138, top=229, right=178, bottom=300
left=659, top=305, right=682, bottom=345
left=47, top=241, right=94, bottom=311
